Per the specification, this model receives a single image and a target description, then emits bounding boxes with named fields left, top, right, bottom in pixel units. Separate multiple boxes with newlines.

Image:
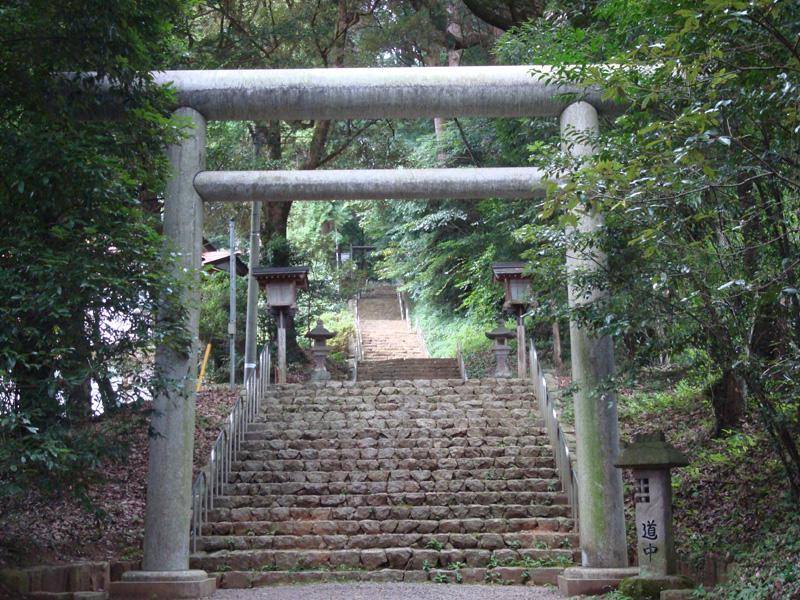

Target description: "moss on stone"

left=0, top=569, right=30, bottom=594
left=618, top=575, right=694, bottom=600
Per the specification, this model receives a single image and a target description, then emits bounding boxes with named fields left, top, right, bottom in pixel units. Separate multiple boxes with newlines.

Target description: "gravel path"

left=214, top=582, right=562, bottom=600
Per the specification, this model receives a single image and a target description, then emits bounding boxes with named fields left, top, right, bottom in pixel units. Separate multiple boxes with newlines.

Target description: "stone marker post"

left=558, top=101, right=635, bottom=596
left=485, top=325, right=515, bottom=378
left=615, top=432, right=693, bottom=598
left=111, top=108, right=215, bottom=599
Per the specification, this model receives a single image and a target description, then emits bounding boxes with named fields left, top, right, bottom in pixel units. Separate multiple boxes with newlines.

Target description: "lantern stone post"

left=485, top=325, right=515, bottom=378
left=111, top=108, right=215, bottom=599
left=305, top=320, right=336, bottom=381
left=615, top=432, right=694, bottom=598
left=557, top=101, right=635, bottom=596
left=491, top=262, right=532, bottom=379
left=252, top=266, right=309, bottom=384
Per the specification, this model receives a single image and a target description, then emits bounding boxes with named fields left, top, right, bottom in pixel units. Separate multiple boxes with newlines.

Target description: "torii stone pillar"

left=111, top=107, right=215, bottom=599
left=558, top=102, right=634, bottom=596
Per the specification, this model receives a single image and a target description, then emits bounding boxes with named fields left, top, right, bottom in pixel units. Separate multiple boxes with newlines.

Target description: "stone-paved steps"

left=203, top=516, right=574, bottom=536
left=215, top=566, right=566, bottom=588
left=357, top=289, right=403, bottom=320
left=206, top=503, right=573, bottom=523
left=358, top=358, right=461, bottom=380
left=190, top=379, right=576, bottom=587
left=229, top=467, right=558, bottom=483
left=197, top=530, right=579, bottom=552
left=192, top=546, right=578, bottom=572
left=356, top=287, right=450, bottom=379
left=229, top=455, right=558, bottom=472
left=212, top=490, right=570, bottom=509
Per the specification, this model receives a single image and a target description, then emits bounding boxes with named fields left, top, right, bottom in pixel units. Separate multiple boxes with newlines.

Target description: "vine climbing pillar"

left=111, top=107, right=215, bottom=599
left=557, top=101, right=635, bottom=596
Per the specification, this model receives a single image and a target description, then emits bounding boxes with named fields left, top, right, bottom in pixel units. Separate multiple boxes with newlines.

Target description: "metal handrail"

left=354, top=292, right=364, bottom=362
left=529, top=340, right=578, bottom=522
left=456, top=341, right=468, bottom=381
left=414, top=322, right=430, bottom=358
left=190, top=345, right=271, bottom=552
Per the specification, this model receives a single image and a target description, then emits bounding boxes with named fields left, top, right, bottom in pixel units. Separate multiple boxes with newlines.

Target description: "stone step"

left=265, top=379, right=532, bottom=389
left=237, top=442, right=554, bottom=460
left=203, top=515, right=574, bottom=536
left=230, top=454, right=557, bottom=472
left=229, top=466, right=558, bottom=484
left=243, top=426, right=547, bottom=440
left=197, top=530, right=579, bottom=553
left=261, top=402, right=541, bottom=414
left=262, top=395, right=536, bottom=405
left=206, top=503, right=573, bottom=524
left=250, top=414, right=544, bottom=427
left=190, top=546, right=577, bottom=572
left=234, top=445, right=554, bottom=463
left=213, top=490, right=570, bottom=509
left=222, top=476, right=559, bottom=497
left=214, top=566, right=566, bottom=588
left=260, top=382, right=535, bottom=398
left=255, top=413, right=545, bottom=425
left=236, top=440, right=553, bottom=457
left=357, top=360, right=460, bottom=377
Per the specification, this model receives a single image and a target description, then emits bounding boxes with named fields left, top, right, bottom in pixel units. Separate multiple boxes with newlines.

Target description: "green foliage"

left=501, top=0, right=800, bottom=495
left=0, top=410, right=124, bottom=500
left=698, top=507, right=800, bottom=599
left=0, top=0, right=189, bottom=496
left=425, top=538, right=444, bottom=551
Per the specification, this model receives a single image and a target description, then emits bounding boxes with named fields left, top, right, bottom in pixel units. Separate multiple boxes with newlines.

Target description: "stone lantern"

left=305, top=320, right=336, bottom=382
left=492, top=262, right=532, bottom=378
left=615, top=431, right=693, bottom=598
left=252, top=266, right=310, bottom=384
left=485, top=325, right=516, bottom=378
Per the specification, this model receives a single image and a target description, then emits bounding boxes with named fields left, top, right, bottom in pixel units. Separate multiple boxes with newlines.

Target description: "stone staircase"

left=357, top=287, right=460, bottom=380
left=357, top=358, right=462, bottom=381
left=190, top=378, right=578, bottom=588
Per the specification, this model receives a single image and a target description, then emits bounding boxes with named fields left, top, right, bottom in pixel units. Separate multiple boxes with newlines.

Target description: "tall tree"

left=0, top=0, right=188, bottom=495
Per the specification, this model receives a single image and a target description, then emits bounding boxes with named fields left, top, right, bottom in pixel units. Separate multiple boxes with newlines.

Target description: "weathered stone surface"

left=219, top=571, right=251, bottom=589
left=385, top=548, right=412, bottom=570
left=360, top=550, right=388, bottom=570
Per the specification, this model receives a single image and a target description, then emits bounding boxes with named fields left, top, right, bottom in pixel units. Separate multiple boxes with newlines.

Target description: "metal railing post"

left=529, top=340, right=579, bottom=523
left=190, top=345, right=272, bottom=551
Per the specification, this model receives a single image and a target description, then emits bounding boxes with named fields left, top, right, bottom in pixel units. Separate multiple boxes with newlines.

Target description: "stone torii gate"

left=114, top=66, right=630, bottom=598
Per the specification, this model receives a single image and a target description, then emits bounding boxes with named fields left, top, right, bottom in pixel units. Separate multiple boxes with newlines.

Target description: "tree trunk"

left=710, top=369, right=746, bottom=437
left=552, top=321, right=563, bottom=373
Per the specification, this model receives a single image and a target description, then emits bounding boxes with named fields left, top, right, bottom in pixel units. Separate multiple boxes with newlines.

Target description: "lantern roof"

left=491, top=261, right=529, bottom=281
left=251, top=266, right=309, bottom=288
left=305, top=320, right=336, bottom=341
left=614, top=431, right=689, bottom=470
left=485, top=325, right=516, bottom=341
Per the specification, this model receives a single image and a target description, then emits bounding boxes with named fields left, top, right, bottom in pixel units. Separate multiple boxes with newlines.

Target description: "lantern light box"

left=491, top=261, right=531, bottom=310
left=251, top=266, right=310, bottom=312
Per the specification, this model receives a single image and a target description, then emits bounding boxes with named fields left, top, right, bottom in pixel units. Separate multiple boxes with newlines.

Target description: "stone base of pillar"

left=557, top=566, right=638, bottom=596
left=110, top=570, right=215, bottom=599
left=618, top=574, right=694, bottom=600
left=310, top=368, right=331, bottom=382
